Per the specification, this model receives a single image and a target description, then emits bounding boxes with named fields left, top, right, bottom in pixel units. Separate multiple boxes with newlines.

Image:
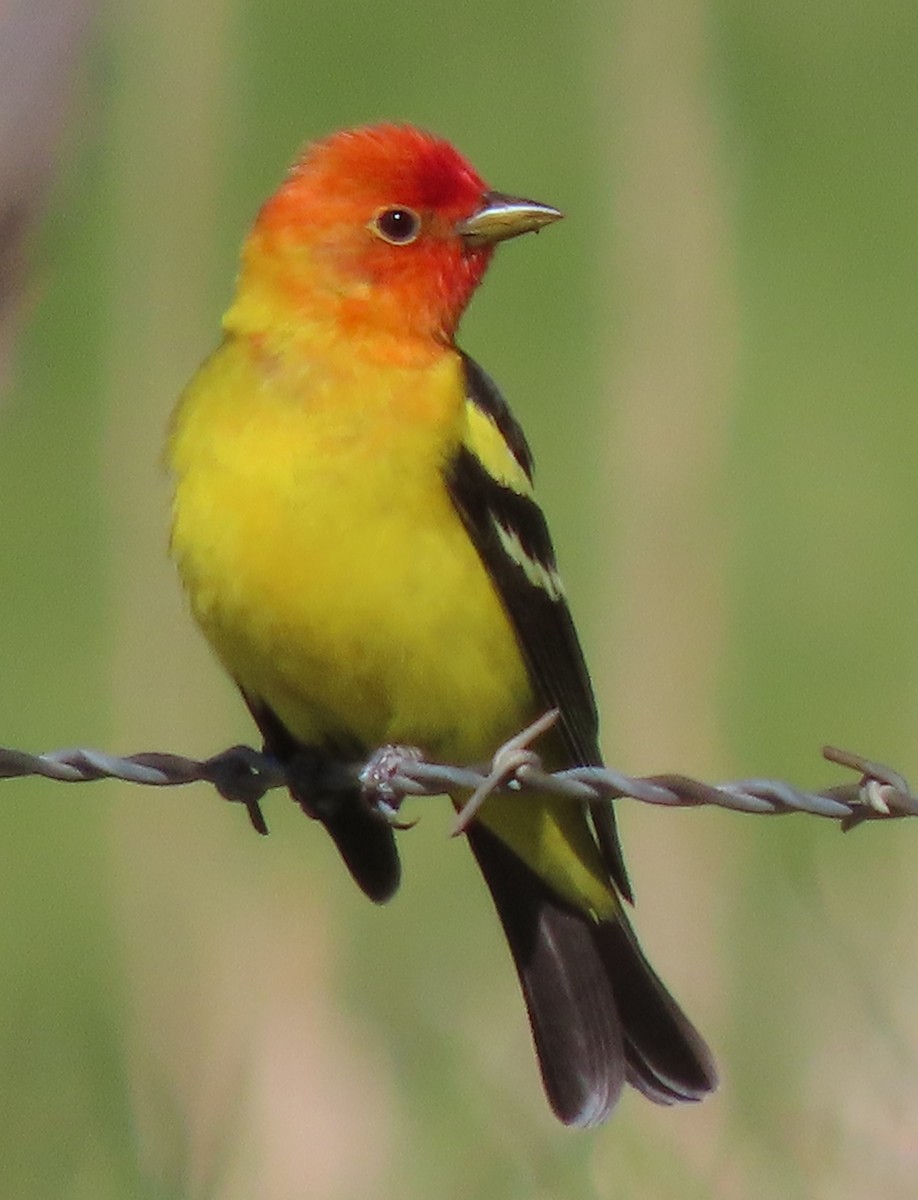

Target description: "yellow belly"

left=168, top=335, right=535, bottom=764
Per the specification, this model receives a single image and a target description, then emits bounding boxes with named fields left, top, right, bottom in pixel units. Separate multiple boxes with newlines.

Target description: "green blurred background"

left=3, top=1, right=918, bottom=1196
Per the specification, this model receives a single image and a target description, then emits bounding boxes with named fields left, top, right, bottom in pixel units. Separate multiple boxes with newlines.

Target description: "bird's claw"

left=359, top=744, right=422, bottom=829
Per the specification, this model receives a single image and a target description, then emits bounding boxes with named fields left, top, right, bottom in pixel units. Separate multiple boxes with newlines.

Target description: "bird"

left=167, top=122, right=717, bottom=1126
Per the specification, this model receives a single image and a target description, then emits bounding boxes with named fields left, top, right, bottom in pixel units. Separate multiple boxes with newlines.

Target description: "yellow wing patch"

left=462, top=400, right=534, bottom=496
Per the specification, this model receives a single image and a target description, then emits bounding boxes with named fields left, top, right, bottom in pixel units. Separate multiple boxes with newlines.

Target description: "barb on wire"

left=0, top=715, right=917, bottom=835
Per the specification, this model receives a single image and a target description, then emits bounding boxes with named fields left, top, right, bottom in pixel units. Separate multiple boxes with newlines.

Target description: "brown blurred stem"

left=0, top=0, right=95, bottom=392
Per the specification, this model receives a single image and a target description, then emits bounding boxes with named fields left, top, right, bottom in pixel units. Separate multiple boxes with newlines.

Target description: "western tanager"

left=167, top=123, right=716, bottom=1126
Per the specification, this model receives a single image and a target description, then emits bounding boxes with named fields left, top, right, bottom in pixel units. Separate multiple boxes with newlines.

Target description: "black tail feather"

left=468, top=824, right=624, bottom=1126
left=467, top=824, right=716, bottom=1125
left=592, top=918, right=717, bottom=1104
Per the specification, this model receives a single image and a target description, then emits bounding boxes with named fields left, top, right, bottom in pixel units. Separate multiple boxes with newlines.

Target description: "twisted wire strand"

left=0, top=712, right=914, bottom=835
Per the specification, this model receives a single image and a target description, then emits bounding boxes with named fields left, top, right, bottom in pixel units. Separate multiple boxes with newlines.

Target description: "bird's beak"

left=457, top=191, right=563, bottom=247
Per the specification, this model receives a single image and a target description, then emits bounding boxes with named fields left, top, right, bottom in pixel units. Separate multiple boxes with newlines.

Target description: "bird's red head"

left=232, top=124, right=561, bottom=353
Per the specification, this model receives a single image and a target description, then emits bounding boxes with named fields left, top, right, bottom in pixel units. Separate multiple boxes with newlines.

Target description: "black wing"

left=447, top=353, right=630, bottom=899
left=242, top=690, right=400, bottom=905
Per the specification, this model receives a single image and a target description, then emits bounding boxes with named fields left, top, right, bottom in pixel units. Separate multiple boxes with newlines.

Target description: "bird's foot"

left=359, top=744, right=422, bottom=829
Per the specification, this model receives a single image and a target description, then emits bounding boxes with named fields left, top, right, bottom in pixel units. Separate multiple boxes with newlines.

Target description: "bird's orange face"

left=244, top=124, right=559, bottom=346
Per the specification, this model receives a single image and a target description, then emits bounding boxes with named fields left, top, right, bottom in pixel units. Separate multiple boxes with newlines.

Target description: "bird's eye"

left=371, top=206, right=421, bottom=245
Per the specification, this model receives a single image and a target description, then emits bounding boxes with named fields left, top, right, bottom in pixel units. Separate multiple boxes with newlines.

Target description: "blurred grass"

left=2, top=1, right=918, bottom=1197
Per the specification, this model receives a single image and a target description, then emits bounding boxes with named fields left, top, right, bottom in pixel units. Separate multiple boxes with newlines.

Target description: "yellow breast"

left=167, top=333, right=535, bottom=764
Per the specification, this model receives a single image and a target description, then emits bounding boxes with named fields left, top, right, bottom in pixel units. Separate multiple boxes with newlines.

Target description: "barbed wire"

left=1, top=710, right=916, bottom=836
